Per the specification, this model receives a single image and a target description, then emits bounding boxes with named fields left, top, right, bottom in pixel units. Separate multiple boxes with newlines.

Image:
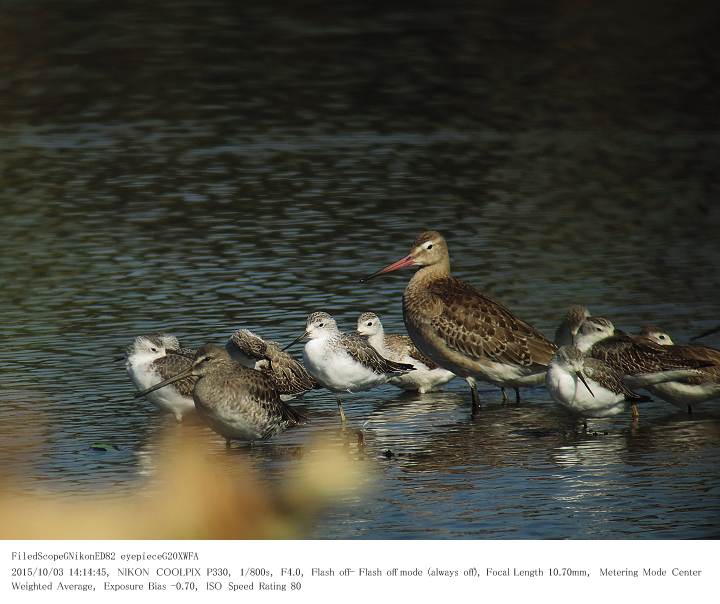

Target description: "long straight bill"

left=282, top=331, right=309, bottom=352
left=359, top=254, right=415, bottom=283
left=576, top=371, right=595, bottom=397
left=134, top=368, right=194, bottom=398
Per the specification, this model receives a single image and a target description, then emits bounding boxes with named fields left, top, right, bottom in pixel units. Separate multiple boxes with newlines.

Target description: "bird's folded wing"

left=263, top=348, right=317, bottom=394
left=153, top=353, right=196, bottom=397
left=428, top=277, right=556, bottom=368
left=341, top=334, right=415, bottom=374
left=583, top=358, right=646, bottom=400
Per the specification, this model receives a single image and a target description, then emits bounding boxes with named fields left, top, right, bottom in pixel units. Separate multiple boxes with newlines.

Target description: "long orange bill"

left=359, top=254, right=415, bottom=283
left=282, top=331, right=309, bottom=352
left=576, top=371, right=595, bottom=397
left=134, top=367, right=194, bottom=399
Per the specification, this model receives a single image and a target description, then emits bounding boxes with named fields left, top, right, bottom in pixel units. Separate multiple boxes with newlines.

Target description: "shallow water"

left=1, top=0, right=719, bottom=539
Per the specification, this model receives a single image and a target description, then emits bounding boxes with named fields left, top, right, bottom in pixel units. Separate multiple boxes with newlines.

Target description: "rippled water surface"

left=1, top=0, right=719, bottom=539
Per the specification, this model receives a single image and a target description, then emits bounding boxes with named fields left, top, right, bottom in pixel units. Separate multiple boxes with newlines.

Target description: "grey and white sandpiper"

left=284, top=312, right=415, bottom=422
left=226, top=328, right=316, bottom=400
left=135, top=343, right=306, bottom=445
left=356, top=312, right=455, bottom=393
left=546, top=345, right=649, bottom=429
left=574, top=317, right=708, bottom=391
left=126, top=333, right=196, bottom=422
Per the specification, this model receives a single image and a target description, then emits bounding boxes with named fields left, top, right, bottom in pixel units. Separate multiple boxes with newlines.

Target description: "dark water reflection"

left=1, top=0, right=719, bottom=538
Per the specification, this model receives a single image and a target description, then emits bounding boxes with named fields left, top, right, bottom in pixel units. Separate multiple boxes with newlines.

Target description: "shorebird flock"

left=125, top=230, right=719, bottom=444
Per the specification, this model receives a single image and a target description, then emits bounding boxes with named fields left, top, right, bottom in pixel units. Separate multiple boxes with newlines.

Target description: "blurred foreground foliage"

left=0, top=430, right=370, bottom=539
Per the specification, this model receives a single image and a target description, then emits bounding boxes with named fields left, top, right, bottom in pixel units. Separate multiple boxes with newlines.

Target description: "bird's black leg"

left=337, top=398, right=348, bottom=424
left=467, top=377, right=480, bottom=415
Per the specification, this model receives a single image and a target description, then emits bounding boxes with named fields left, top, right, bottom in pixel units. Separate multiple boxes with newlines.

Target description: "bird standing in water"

left=546, top=345, right=649, bottom=429
left=226, top=328, right=316, bottom=400
left=356, top=311, right=455, bottom=393
left=284, top=312, right=415, bottom=423
left=636, top=326, right=720, bottom=413
left=574, top=317, right=709, bottom=393
left=361, top=231, right=557, bottom=413
left=135, top=344, right=306, bottom=445
left=126, top=333, right=196, bottom=422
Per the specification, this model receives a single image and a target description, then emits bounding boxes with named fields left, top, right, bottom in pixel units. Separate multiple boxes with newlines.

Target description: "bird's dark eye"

left=151, top=347, right=158, bottom=352
left=596, top=327, right=602, bottom=332
left=367, top=322, right=372, bottom=326
left=427, top=244, right=433, bottom=249
left=318, top=323, right=324, bottom=327
left=659, top=335, right=666, bottom=340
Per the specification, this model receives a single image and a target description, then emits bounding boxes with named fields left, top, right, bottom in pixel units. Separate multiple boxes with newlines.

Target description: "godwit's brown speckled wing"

left=339, top=334, right=416, bottom=374
left=152, top=352, right=197, bottom=397
left=591, top=334, right=711, bottom=375
left=583, top=358, right=649, bottom=402
left=427, top=277, right=557, bottom=369
left=384, top=334, right=440, bottom=369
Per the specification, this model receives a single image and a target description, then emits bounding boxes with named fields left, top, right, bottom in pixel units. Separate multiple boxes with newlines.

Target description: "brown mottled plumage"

left=135, top=344, right=306, bottom=444
left=419, top=276, right=557, bottom=370
left=356, top=312, right=456, bottom=393
left=338, top=333, right=415, bottom=375
left=576, top=317, right=713, bottom=403
left=636, top=326, right=720, bottom=372
left=362, top=230, right=556, bottom=410
left=652, top=328, right=720, bottom=385
left=663, top=363, right=720, bottom=391
left=631, top=327, right=720, bottom=410
left=356, top=311, right=439, bottom=369
left=554, top=305, right=591, bottom=347
left=667, top=344, right=720, bottom=365
left=227, top=329, right=269, bottom=360
left=590, top=333, right=710, bottom=376
left=153, top=352, right=196, bottom=398
left=546, top=346, right=648, bottom=427
left=582, top=357, right=649, bottom=403
left=226, top=329, right=316, bottom=398
left=383, top=334, right=439, bottom=369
